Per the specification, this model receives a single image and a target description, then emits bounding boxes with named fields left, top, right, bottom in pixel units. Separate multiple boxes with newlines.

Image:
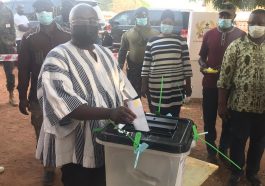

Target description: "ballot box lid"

left=97, top=113, right=194, bottom=153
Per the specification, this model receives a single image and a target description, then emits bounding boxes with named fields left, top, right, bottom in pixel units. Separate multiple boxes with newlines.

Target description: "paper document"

left=127, top=99, right=150, bottom=132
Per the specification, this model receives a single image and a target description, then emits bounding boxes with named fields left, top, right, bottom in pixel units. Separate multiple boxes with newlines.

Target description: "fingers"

left=121, top=107, right=136, bottom=123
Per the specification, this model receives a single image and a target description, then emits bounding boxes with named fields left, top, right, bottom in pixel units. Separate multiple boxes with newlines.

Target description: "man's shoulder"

left=149, top=28, right=160, bottom=35
left=46, top=42, right=71, bottom=59
left=227, top=36, right=246, bottom=50
left=204, top=27, right=219, bottom=36
left=123, top=27, right=135, bottom=36
left=232, top=27, right=246, bottom=37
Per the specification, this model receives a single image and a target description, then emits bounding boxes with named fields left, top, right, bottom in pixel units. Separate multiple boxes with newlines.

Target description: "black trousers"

left=229, top=110, right=265, bottom=176
left=126, top=58, right=153, bottom=112
left=61, top=163, right=106, bottom=186
left=202, top=88, right=230, bottom=156
left=0, top=45, right=15, bottom=92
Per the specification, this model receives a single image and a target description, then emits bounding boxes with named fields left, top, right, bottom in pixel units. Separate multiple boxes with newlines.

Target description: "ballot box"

left=97, top=113, right=194, bottom=186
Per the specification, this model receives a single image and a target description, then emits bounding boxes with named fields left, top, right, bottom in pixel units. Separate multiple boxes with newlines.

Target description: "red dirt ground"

left=0, top=67, right=264, bottom=186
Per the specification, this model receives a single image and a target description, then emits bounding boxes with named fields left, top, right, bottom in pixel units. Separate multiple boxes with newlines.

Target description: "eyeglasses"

left=71, top=19, right=99, bottom=26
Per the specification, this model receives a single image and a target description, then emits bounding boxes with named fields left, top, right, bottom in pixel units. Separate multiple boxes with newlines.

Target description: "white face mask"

left=248, top=25, right=265, bottom=39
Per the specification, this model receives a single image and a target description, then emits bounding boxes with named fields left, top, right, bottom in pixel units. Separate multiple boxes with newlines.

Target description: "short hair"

left=33, top=0, right=53, bottom=10
left=251, top=9, right=265, bottom=16
left=135, top=7, right=149, bottom=17
left=161, top=9, right=175, bottom=22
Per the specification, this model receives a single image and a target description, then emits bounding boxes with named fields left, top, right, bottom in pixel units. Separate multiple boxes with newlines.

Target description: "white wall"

left=187, top=11, right=219, bottom=98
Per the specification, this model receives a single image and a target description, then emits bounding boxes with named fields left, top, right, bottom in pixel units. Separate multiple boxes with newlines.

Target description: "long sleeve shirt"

left=199, top=27, right=244, bottom=88
left=118, top=26, right=159, bottom=69
left=18, top=23, right=71, bottom=102
left=0, top=5, right=16, bottom=52
left=217, top=36, right=265, bottom=113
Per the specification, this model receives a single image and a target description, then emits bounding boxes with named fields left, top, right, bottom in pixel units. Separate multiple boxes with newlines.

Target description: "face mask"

left=218, top=19, right=232, bottom=29
left=161, top=24, right=174, bottom=34
left=136, top=18, right=148, bottom=26
left=248, top=26, right=265, bottom=39
left=71, top=24, right=99, bottom=48
left=36, top=11, right=53, bottom=25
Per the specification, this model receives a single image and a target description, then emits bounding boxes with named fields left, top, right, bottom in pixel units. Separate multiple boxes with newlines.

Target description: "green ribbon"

left=192, top=124, right=241, bottom=170
left=133, top=132, right=142, bottom=150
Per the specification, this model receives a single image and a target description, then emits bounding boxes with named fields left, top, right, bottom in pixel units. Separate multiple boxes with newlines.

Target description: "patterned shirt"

left=0, top=4, right=16, bottom=51
left=37, top=42, right=137, bottom=168
left=141, top=35, right=192, bottom=107
left=217, top=35, right=265, bottom=113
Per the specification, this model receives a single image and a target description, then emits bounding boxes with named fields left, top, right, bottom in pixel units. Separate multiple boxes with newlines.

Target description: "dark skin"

left=199, top=11, right=236, bottom=73
left=135, top=11, right=149, bottom=27
left=16, top=5, right=29, bottom=32
left=20, top=5, right=136, bottom=124
left=141, top=17, right=192, bottom=98
left=19, top=5, right=61, bottom=115
left=67, top=5, right=136, bottom=124
left=247, top=13, right=265, bottom=44
left=218, top=12, right=265, bottom=121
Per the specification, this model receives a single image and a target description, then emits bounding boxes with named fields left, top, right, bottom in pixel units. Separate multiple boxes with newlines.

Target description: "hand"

left=200, top=67, right=207, bottom=75
left=19, top=100, right=30, bottom=115
left=110, top=106, right=136, bottom=124
left=184, top=85, right=192, bottom=97
left=218, top=103, right=230, bottom=122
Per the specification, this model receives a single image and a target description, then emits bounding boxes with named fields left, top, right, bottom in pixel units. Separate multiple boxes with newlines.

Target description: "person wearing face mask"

left=36, top=3, right=137, bottom=186
left=218, top=9, right=265, bottom=186
left=17, top=0, right=71, bottom=185
left=141, top=9, right=192, bottom=117
left=198, top=2, right=245, bottom=164
left=118, top=7, right=159, bottom=112
left=14, top=4, right=29, bottom=53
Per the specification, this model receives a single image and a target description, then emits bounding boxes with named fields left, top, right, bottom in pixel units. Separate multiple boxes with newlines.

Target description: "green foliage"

left=98, top=0, right=113, bottom=11
left=98, top=0, right=150, bottom=11
left=202, top=0, right=265, bottom=10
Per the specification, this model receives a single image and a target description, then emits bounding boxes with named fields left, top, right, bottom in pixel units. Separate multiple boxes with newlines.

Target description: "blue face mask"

left=136, top=18, right=148, bottom=26
left=36, top=11, right=53, bottom=25
left=161, top=24, right=174, bottom=34
left=218, top=19, right=232, bottom=29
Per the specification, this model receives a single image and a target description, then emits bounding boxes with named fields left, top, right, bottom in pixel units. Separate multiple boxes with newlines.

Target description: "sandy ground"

left=0, top=67, right=264, bottom=186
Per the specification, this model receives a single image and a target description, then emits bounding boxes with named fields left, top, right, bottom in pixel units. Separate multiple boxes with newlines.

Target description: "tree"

left=98, top=0, right=113, bottom=11
left=111, top=0, right=150, bottom=12
left=200, top=0, right=265, bottom=10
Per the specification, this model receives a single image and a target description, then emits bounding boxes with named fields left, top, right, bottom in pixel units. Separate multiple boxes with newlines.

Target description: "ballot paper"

left=127, top=99, right=150, bottom=132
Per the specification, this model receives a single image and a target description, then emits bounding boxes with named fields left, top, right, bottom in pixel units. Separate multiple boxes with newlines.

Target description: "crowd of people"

left=0, top=0, right=264, bottom=186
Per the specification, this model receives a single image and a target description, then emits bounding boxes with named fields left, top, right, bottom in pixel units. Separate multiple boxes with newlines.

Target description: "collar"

left=217, top=26, right=235, bottom=33
left=26, top=22, right=68, bottom=39
left=134, top=25, right=151, bottom=32
left=245, top=35, right=265, bottom=46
